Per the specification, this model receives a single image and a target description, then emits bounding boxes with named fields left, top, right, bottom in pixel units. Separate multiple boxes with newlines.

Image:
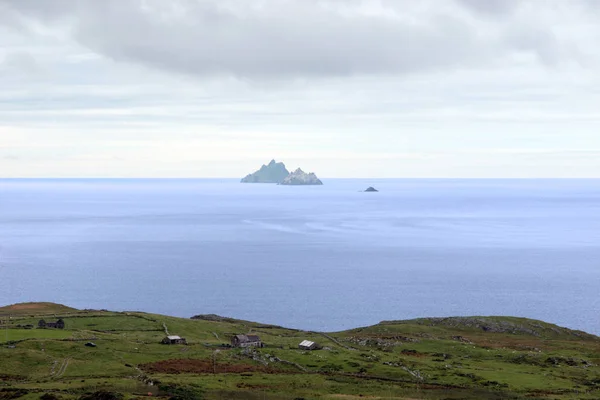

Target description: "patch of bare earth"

left=0, top=302, right=76, bottom=315
left=0, top=375, right=26, bottom=382
left=6, top=304, right=40, bottom=310
left=328, top=396, right=419, bottom=400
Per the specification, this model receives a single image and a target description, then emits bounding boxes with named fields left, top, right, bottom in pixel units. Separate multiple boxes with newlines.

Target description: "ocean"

left=1, top=178, right=599, bottom=334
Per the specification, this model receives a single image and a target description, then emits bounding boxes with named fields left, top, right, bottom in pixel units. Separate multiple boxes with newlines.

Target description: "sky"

left=1, top=0, right=600, bottom=178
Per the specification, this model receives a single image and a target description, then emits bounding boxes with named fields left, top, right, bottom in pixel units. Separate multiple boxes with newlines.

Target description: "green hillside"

left=1, top=303, right=599, bottom=399
left=0, top=303, right=79, bottom=316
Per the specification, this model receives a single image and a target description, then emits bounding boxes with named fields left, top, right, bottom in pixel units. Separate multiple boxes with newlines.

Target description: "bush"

left=159, top=385, right=204, bottom=400
left=319, top=363, right=343, bottom=372
left=79, top=391, right=123, bottom=400
left=40, top=394, right=61, bottom=400
left=0, top=389, right=29, bottom=400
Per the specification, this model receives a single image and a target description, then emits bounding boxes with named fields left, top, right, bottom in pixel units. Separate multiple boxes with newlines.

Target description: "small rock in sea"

left=364, top=187, right=378, bottom=192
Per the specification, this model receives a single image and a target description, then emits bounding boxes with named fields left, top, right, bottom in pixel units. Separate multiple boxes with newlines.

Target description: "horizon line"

left=2, top=177, right=600, bottom=180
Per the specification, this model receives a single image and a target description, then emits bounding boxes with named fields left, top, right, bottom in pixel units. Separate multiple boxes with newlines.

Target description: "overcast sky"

left=1, top=0, right=600, bottom=178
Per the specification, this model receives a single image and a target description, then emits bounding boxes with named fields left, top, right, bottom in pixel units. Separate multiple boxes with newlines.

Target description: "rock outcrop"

left=364, top=187, right=378, bottom=192
left=190, top=314, right=237, bottom=323
left=241, top=160, right=290, bottom=183
left=280, top=168, right=323, bottom=186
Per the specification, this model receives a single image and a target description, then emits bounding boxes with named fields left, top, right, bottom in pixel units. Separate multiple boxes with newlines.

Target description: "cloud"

left=1, top=1, right=600, bottom=178
left=455, top=0, right=518, bottom=16
left=73, top=1, right=485, bottom=78
left=1, top=0, right=595, bottom=79
left=0, top=51, right=42, bottom=76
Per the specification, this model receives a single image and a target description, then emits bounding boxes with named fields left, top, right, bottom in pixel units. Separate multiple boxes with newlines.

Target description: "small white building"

left=298, top=340, right=319, bottom=350
left=161, top=335, right=187, bottom=345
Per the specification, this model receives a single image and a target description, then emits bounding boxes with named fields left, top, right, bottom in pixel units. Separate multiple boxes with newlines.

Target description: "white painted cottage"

left=298, top=340, right=319, bottom=350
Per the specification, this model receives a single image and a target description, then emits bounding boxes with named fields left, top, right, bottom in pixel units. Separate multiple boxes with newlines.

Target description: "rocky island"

left=240, top=159, right=289, bottom=183
left=364, top=186, right=378, bottom=192
left=280, top=168, right=323, bottom=185
left=241, top=160, right=323, bottom=185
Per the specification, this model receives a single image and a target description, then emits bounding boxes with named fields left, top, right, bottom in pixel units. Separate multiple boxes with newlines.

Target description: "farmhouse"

left=298, top=340, right=319, bottom=350
left=161, top=335, right=187, bottom=345
left=231, top=334, right=263, bottom=348
left=38, top=319, right=65, bottom=329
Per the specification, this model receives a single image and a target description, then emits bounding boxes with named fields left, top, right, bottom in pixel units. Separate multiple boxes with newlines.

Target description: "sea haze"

left=1, top=179, right=599, bottom=334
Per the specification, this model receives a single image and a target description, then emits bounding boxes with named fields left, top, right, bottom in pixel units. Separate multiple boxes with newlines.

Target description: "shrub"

left=319, top=363, right=343, bottom=372
left=158, top=385, right=204, bottom=400
left=40, top=394, right=61, bottom=400
left=79, top=391, right=123, bottom=400
left=0, top=389, right=29, bottom=400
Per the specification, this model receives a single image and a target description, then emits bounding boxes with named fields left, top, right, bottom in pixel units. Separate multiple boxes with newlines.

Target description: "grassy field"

left=1, top=303, right=599, bottom=400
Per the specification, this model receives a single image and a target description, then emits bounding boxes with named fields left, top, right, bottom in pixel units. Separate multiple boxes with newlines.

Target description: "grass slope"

left=1, top=303, right=599, bottom=400
left=0, top=303, right=78, bottom=316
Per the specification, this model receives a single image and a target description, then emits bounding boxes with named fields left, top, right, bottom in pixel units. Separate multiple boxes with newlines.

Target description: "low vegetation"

left=1, top=303, right=599, bottom=399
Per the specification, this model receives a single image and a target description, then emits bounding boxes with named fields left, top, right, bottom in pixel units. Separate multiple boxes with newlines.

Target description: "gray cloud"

left=0, top=51, right=42, bottom=77
left=0, top=0, right=73, bottom=22
left=455, top=0, right=519, bottom=16
left=2, top=0, right=592, bottom=79
left=72, top=1, right=487, bottom=78
left=505, top=26, right=562, bottom=66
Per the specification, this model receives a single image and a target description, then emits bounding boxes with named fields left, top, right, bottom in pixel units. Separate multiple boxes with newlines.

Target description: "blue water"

left=1, top=179, right=599, bottom=334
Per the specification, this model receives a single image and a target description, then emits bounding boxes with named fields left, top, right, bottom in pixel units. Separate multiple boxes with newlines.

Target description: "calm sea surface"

left=1, top=179, right=599, bottom=333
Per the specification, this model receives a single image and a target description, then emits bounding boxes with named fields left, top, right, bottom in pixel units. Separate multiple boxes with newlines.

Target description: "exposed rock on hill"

left=241, top=160, right=290, bottom=183
left=379, top=317, right=597, bottom=340
left=280, top=168, right=323, bottom=185
left=190, top=314, right=237, bottom=323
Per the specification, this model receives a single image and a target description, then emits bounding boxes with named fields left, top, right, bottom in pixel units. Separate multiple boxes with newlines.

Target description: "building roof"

left=166, top=335, right=182, bottom=340
left=299, top=340, right=315, bottom=347
left=235, top=334, right=261, bottom=342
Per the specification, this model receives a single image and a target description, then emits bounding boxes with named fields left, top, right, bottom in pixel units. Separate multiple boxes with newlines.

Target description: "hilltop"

left=240, top=160, right=290, bottom=183
left=1, top=302, right=599, bottom=400
left=0, top=302, right=78, bottom=316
